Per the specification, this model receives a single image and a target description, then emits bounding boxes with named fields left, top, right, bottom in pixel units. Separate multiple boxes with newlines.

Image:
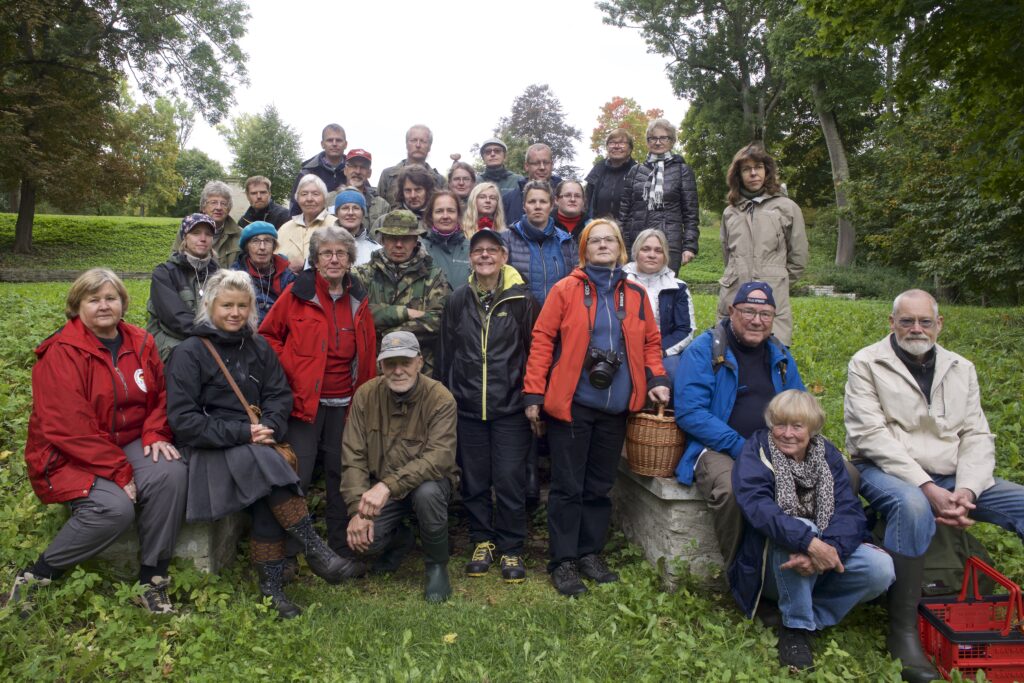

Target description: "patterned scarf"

left=768, top=433, right=835, bottom=531
left=643, top=152, right=672, bottom=210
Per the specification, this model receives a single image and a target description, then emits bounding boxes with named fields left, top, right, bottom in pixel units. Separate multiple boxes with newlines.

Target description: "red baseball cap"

left=346, top=149, right=372, bottom=163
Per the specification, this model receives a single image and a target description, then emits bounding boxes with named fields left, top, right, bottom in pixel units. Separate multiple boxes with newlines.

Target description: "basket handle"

left=656, top=403, right=665, bottom=419
left=958, top=555, right=1024, bottom=636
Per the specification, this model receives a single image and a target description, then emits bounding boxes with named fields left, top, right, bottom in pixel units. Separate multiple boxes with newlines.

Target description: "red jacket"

left=523, top=268, right=668, bottom=422
left=25, top=318, right=172, bottom=504
left=259, top=269, right=377, bottom=422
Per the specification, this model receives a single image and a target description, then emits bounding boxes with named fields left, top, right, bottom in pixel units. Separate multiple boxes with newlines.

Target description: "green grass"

left=1, top=282, right=1022, bottom=680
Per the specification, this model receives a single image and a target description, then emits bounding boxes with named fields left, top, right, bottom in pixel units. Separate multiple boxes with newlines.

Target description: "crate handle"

left=957, top=555, right=1024, bottom=636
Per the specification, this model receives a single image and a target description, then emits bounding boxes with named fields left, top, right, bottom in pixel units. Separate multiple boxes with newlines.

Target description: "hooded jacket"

left=146, top=252, right=219, bottom=361
left=436, top=266, right=539, bottom=421
left=619, top=154, right=700, bottom=261
left=523, top=268, right=669, bottom=422
left=502, top=217, right=575, bottom=306
left=259, top=270, right=377, bottom=423
left=25, top=318, right=172, bottom=504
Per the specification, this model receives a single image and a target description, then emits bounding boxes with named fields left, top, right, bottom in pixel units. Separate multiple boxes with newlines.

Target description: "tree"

left=119, top=96, right=183, bottom=216
left=0, top=0, right=249, bottom=252
left=590, top=97, right=663, bottom=163
left=219, top=105, right=301, bottom=205
left=493, top=84, right=583, bottom=179
left=173, top=149, right=225, bottom=216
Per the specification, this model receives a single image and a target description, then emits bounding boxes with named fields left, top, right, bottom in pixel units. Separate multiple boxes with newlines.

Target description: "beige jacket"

left=717, top=194, right=807, bottom=346
left=340, top=374, right=458, bottom=516
left=277, top=210, right=338, bottom=268
left=844, top=336, right=995, bottom=497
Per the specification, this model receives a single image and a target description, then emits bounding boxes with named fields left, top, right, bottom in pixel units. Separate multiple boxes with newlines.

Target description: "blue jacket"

left=729, top=429, right=869, bottom=618
left=502, top=218, right=575, bottom=306
left=657, top=282, right=694, bottom=353
left=501, top=174, right=563, bottom=225
left=673, top=320, right=804, bottom=484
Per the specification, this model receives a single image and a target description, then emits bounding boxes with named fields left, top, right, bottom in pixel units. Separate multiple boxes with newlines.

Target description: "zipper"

left=43, top=448, right=59, bottom=490
left=479, top=293, right=525, bottom=421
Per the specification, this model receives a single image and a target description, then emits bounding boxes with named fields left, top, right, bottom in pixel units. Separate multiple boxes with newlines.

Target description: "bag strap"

left=200, top=337, right=259, bottom=425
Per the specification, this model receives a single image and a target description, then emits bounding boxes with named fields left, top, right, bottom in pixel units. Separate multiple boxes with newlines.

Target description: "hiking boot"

left=5, top=570, right=51, bottom=618
left=777, top=626, right=814, bottom=671
left=550, top=561, right=587, bottom=597
left=500, top=555, right=526, bottom=584
left=285, top=515, right=362, bottom=584
left=465, top=541, right=496, bottom=577
left=578, top=554, right=619, bottom=584
left=133, top=576, right=175, bottom=615
left=256, top=560, right=301, bottom=619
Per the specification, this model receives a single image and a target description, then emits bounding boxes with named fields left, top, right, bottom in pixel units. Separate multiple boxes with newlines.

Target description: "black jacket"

left=435, top=267, right=539, bottom=421
left=146, top=253, right=219, bottom=360
left=619, top=154, right=700, bottom=260
left=238, top=202, right=291, bottom=229
left=585, top=158, right=637, bottom=220
left=165, top=323, right=293, bottom=449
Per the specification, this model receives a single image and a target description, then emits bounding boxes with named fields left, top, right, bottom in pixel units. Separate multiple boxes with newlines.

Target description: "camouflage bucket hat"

left=377, top=209, right=424, bottom=237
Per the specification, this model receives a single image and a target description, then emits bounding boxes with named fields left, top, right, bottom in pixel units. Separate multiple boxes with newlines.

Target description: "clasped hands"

left=346, top=482, right=391, bottom=553
left=780, top=537, right=845, bottom=577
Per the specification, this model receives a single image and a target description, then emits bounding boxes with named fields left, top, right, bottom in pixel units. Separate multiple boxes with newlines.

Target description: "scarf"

left=768, top=433, right=835, bottom=532
left=739, top=186, right=766, bottom=200
left=477, top=216, right=494, bottom=230
left=622, top=262, right=675, bottom=326
left=430, top=225, right=460, bottom=242
left=643, top=152, right=672, bottom=210
left=481, top=167, right=510, bottom=182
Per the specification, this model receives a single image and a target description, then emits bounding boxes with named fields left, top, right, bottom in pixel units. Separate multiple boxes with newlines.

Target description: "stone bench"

left=97, top=513, right=249, bottom=574
left=611, top=458, right=725, bottom=590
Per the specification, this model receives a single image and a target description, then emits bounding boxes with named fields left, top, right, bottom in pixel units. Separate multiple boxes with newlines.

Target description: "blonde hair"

left=194, top=270, right=260, bottom=334
left=630, top=228, right=670, bottom=263
left=65, top=268, right=129, bottom=320
left=577, top=219, right=628, bottom=268
left=764, top=390, right=826, bottom=436
left=462, top=182, right=508, bottom=235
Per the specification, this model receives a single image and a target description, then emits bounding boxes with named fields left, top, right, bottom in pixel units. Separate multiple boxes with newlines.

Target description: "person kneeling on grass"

left=9, top=269, right=187, bottom=616
left=165, top=271, right=362, bottom=620
left=339, top=331, right=460, bottom=603
left=731, top=390, right=894, bottom=671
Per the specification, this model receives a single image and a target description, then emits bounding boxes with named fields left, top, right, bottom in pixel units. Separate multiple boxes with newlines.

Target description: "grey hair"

left=630, top=228, right=670, bottom=262
left=646, top=118, right=677, bottom=142
left=200, top=180, right=233, bottom=212
left=764, top=389, right=826, bottom=437
left=407, top=124, right=433, bottom=144
left=308, top=225, right=358, bottom=266
left=195, top=270, right=259, bottom=334
left=892, top=289, right=939, bottom=318
left=526, top=143, right=551, bottom=161
left=294, top=174, right=329, bottom=203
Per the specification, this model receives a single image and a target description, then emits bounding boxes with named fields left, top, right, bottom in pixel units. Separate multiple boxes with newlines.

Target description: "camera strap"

left=583, top=279, right=627, bottom=342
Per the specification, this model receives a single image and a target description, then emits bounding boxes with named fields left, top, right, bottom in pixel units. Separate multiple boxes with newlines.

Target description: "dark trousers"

left=459, top=412, right=531, bottom=555
left=339, top=480, right=452, bottom=558
left=546, top=402, right=627, bottom=571
left=286, top=404, right=347, bottom=552
left=248, top=487, right=295, bottom=541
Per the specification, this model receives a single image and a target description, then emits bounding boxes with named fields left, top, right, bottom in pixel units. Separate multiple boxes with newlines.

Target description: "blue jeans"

left=857, top=463, right=1024, bottom=557
left=763, top=518, right=895, bottom=631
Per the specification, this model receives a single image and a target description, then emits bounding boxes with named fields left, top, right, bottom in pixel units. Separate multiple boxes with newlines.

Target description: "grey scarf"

left=769, top=433, right=835, bottom=532
left=644, top=152, right=672, bottom=210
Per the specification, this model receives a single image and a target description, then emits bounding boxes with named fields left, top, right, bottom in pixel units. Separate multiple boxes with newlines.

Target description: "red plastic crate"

left=918, top=556, right=1024, bottom=682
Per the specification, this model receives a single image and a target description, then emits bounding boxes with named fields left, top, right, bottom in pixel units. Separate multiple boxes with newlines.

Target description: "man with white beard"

left=844, top=288, right=1024, bottom=683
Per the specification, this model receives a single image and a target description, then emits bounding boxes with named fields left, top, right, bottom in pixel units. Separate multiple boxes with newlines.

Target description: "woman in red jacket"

left=260, top=225, right=376, bottom=557
left=523, top=219, right=671, bottom=597
left=11, top=269, right=187, bottom=615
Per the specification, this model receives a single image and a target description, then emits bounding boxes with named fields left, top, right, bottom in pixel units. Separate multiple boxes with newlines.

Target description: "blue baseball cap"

left=733, top=281, right=776, bottom=307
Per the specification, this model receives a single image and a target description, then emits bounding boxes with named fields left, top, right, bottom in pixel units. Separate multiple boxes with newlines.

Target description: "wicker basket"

left=625, top=404, right=686, bottom=478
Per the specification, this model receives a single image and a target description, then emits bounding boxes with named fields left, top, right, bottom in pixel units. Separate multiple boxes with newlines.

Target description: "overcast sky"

left=188, top=0, right=690, bottom=183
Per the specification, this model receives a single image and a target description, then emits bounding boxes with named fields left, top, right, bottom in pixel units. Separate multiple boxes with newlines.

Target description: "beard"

left=897, top=335, right=935, bottom=357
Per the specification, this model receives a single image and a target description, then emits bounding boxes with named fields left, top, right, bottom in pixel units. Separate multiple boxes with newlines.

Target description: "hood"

left=36, top=317, right=145, bottom=361
left=190, top=321, right=253, bottom=344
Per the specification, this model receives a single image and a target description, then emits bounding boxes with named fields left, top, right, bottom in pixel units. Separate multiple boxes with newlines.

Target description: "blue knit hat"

left=239, top=221, right=278, bottom=252
left=179, top=213, right=216, bottom=241
left=334, top=189, right=367, bottom=214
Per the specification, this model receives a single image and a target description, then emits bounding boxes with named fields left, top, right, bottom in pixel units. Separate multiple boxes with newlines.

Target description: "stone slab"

left=97, top=513, right=249, bottom=574
left=612, top=458, right=725, bottom=590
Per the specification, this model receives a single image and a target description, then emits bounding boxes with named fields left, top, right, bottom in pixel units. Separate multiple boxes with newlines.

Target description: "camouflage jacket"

left=353, top=247, right=451, bottom=373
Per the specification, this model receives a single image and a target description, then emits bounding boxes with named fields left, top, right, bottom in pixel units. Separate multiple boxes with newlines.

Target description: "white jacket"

left=844, top=336, right=995, bottom=497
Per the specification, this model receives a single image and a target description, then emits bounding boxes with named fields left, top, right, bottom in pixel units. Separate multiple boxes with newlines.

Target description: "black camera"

left=583, top=347, right=625, bottom=389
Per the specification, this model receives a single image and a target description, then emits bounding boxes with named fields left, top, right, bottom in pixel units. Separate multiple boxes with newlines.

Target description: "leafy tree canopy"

left=493, top=84, right=583, bottom=179
left=590, top=96, right=663, bottom=164
left=219, top=105, right=301, bottom=205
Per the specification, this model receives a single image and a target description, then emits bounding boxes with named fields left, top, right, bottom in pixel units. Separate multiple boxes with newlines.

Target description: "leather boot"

left=372, top=522, right=414, bottom=575
left=887, top=552, right=939, bottom=682
left=284, top=515, right=362, bottom=584
left=419, top=526, right=451, bottom=603
left=256, top=560, right=301, bottom=619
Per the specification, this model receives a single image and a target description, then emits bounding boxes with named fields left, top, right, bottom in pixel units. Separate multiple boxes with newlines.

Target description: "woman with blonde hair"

left=462, top=181, right=508, bottom=234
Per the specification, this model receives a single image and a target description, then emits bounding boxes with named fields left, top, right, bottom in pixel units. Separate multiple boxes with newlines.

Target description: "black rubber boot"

left=887, top=552, right=940, bottom=682
left=420, top=527, right=451, bottom=603
left=372, top=522, right=414, bottom=575
left=256, top=560, right=302, bottom=619
left=284, top=515, right=361, bottom=584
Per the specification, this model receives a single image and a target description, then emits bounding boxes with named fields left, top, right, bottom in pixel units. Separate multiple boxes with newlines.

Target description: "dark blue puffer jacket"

left=501, top=218, right=575, bottom=306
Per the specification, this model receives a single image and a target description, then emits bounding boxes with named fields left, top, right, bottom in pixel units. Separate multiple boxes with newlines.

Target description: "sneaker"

left=5, top=570, right=51, bottom=618
left=133, top=576, right=175, bottom=614
left=550, top=561, right=587, bottom=597
left=777, top=626, right=814, bottom=671
left=465, top=541, right=496, bottom=577
left=500, top=555, right=526, bottom=584
left=578, top=554, right=619, bottom=584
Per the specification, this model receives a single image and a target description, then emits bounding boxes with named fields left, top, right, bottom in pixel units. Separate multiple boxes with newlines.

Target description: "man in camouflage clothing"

left=354, top=210, right=450, bottom=374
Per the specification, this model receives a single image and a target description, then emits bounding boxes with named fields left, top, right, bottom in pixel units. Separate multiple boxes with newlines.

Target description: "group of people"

left=9, top=120, right=1022, bottom=681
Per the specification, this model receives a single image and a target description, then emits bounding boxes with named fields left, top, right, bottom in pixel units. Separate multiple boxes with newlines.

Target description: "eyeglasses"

left=204, top=199, right=230, bottom=208
left=470, top=247, right=502, bottom=256
left=587, top=236, right=618, bottom=245
left=558, top=193, right=583, bottom=200
left=248, top=237, right=275, bottom=246
left=647, top=135, right=672, bottom=143
left=526, top=159, right=552, bottom=167
left=318, top=250, right=349, bottom=261
left=896, top=317, right=936, bottom=329
left=741, top=163, right=766, bottom=174
left=735, top=307, right=776, bottom=321
left=482, top=147, right=503, bottom=155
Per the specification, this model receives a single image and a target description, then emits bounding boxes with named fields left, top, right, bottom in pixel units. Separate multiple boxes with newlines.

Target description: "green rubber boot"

left=420, top=526, right=451, bottom=603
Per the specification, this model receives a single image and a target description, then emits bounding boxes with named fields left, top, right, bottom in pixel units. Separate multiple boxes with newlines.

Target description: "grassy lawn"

left=1, top=277, right=1022, bottom=680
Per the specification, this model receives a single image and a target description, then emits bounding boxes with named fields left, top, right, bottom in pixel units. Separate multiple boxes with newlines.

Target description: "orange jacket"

left=523, top=268, right=668, bottom=422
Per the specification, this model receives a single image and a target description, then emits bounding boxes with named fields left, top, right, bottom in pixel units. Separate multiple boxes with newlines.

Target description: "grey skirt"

left=182, top=443, right=301, bottom=523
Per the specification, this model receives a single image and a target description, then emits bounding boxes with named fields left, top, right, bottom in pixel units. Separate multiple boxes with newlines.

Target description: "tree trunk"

left=13, top=177, right=37, bottom=254
left=810, top=80, right=854, bottom=266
